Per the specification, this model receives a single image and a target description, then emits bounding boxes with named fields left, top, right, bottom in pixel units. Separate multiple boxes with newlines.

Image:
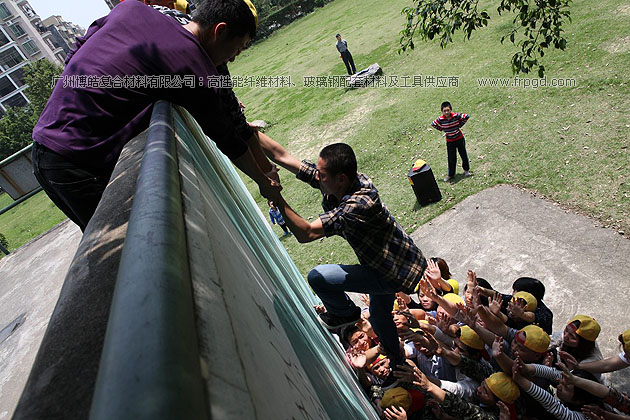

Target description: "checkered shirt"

left=297, top=160, right=426, bottom=293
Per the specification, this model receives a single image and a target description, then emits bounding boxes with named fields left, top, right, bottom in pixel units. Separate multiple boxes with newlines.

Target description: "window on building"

left=9, top=66, right=25, bottom=87
left=0, top=47, right=24, bottom=70
left=2, top=92, right=27, bottom=108
left=21, top=3, right=35, bottom=18
left=9, top=23, right=26, bottom=38
left=22, top=39, right=39, bottom=55
left=0, top=29, right=8, bottom=47
left=0, top=76, right=16, bottom=97
left=0, top=3, right=12, bottom=20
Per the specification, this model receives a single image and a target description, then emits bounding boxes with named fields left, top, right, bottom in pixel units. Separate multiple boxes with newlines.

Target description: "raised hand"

left=497, top=401, right=511, bottom=420
left=459, top=305, right=478, bottom=328
left=488, top=292, right=504, bottom=316
left=347, top=346, right=367, bottom=369
left=425, top=259, right=442, bottom=288
left=384, top=406, right=408, bottom=420
left=313, top=304, right=326, bottom=314
left=492, top=335, right=505, bottom=358
left=558, top=350, right=579, bottom=370
left=508, top=297, right=527, bottom=319
left=581, top=405, right=607, bottom=420
left=435, top=310, right=452, bottom=334
left=466, top=269, right=478, bottom=289
left=397, top=292, right=412, bottom=310
left=399, top=329, right=428, bottom=347
left=557, top=362, right=577, bottom=385
left=420, top=278, right=438, bottom=301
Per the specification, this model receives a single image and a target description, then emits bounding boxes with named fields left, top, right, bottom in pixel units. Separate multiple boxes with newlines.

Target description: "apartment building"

left=0, top=0, right=64, bottom=114
left=41, top=15, right=84, bottom=55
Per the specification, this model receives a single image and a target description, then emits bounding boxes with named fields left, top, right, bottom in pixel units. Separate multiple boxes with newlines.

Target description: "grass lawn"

left=1, top=0, right=628, bottom=273
left=0, top=191, right=66, bottom=257
left=231, top=0, right=630, bottom=276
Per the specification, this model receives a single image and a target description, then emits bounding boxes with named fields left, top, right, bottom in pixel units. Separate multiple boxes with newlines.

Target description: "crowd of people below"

left=321, top=259, right=629, bottom=420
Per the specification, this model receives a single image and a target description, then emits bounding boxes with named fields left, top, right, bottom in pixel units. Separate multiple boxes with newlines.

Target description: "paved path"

left=0, top=220, right=80, bottom=418
left=410, top=184, right=630, bottom=390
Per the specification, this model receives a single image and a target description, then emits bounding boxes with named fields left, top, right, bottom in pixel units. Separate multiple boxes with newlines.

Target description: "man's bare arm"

left=256, top=131, right=301, bottom=175
left=274, top=194, right=325, bottom=243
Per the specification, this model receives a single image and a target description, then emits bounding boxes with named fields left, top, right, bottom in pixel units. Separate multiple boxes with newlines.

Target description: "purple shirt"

left=33, top=0, right=247, bottom=170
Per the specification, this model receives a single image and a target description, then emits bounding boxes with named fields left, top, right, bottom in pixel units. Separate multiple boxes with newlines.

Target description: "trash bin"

left=408, top=159, right=441, bottom=206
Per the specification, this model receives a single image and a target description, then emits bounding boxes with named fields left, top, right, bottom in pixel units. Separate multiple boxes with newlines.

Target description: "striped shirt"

left=296, top=161, right=426, bottom=293
left=431, top=112, right=470, bottom=142
left=526, top=365, right=588, bottom=420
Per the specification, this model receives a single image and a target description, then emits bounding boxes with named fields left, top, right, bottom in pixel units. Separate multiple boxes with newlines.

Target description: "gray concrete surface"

left=0, top=220, right=81, bottom=419
left=410, top=184, right=630, bottom=390
left=11, top=133, right=145, bottom=420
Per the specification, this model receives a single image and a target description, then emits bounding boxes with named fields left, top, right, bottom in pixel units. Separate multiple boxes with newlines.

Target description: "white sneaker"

left=464, top=171, right=472, bottom=177
left=443, top=175, right=453, bottom=182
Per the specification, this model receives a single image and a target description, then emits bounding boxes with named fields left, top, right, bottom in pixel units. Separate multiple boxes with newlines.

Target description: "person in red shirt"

left=431, top=101, right=472, bottom=182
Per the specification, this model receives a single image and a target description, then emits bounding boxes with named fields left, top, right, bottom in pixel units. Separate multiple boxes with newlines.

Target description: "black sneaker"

left=318, top=308, right=361, bottom=331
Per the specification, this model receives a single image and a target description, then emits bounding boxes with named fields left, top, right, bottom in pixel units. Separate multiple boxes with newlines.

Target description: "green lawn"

left=1, top=0, right=628, bottom=272
left=0, top=191, right=66, bottom=257
left=230, top=0, right=630, bottom=276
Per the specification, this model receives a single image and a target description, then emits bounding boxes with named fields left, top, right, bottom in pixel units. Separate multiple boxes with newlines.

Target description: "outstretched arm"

left=232, top=149, right=281, bottom=200
left=560, top=352, right=629, bottom=374
left=255, top=131, right=302, bottom=175
left=273, top=194, right=325, bottom=243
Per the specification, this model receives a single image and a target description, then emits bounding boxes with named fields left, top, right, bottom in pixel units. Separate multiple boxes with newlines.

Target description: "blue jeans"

left=307, top=264, right=404, bottom=366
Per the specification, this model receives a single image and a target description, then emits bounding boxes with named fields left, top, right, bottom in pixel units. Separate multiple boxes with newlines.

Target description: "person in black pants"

left=335, top=33, right=356, bottom=75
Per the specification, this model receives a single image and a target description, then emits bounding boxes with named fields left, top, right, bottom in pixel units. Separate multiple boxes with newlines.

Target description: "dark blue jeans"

left=341, top=50, right=356, bottom=75
left=307, top=264, right=404, bottom=366
left=32, top=142, right=112, bottom=231
left=446, top=138, right=470, bottom=177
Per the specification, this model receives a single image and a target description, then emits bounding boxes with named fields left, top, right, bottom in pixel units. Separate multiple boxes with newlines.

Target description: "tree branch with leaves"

left=399, top=0, right=571, bottom=76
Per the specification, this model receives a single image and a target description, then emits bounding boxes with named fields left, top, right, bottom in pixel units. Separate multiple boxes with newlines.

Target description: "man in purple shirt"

left=32, top=0, right=279, bottom=231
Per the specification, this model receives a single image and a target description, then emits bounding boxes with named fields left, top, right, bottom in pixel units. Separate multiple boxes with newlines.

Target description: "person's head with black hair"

left=316, top=143, right=358, bottom=199
left=343, top=324, right=374, bottom=352
left=189, top=0, right=257, bottom=66
left=464, top=277, right=493, bottom=306
left=512, top=277, right=545, bottom=302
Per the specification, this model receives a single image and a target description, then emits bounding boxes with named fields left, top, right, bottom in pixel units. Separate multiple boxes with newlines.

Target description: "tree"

left=0, top=105, right=38, bottom=160
left=22, top=59, right=63, bottom=117
left=399, top=0, right=571, bottom=76
left=0, top=60, right=62, bottom=161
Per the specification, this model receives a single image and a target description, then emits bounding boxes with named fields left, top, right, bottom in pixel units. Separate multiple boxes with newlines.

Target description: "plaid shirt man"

left=296, top=160, right=426, bottom=294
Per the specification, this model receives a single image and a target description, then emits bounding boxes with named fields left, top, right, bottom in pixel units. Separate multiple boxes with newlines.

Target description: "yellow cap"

left=485, top=372, right=520, bottom=404
left=174, top=0, right=188, bottom=12
left=569, top=315, right=601, bottom=342
left=459, top=325, right=484, bottom=350
left=392, top=299, right=400, bottom=311
left=621, top=329, right=630, bottom=354
left=446, top=278, right=460, bottom=295
left=367, top=354, right=387, bottom=370
left=243, top=0, right=258, bottom=26
left=442, top=293, right=464, bottom=306
left=381, top=387, right=412, bottom=411
left=518, top=325, right=550, bottom=353
left=512, top=291, right=537, bottom=312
